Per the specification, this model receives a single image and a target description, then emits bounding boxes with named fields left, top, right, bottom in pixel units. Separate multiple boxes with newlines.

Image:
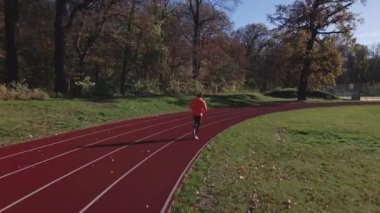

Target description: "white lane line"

left=0, top=110, right=230, bottom=180
left=0, top=114, right=182, bottom=161
left=0, top=110, right=241, bottom=212
left=79, top=136, right=190, bottom=213
left=0, top=109, right=229, bottom=161
left=0, top=119, right=197, bottom=213
left=80, top=111, right=253, bottom=213
left=161, top=111, right=254, bottom=213
left=0, top=116, right=188, bottom=180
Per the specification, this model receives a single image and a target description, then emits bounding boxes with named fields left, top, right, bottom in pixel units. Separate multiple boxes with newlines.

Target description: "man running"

left=191, top=93, right=208, bottom=140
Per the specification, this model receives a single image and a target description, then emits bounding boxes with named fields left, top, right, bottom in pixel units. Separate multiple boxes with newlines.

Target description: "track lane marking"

left=161, top=111, right=255, bottom=212
left=0, top=120, right=197, bottom=213
left=79, top=111, right=253, bottom=212
left=0, top=116, right=189, bottom=180
left=0, top=113, right=184, bottom=160
left=0, top=110, right=229, bottom=161
left=0, top=110, right=240, bottom=212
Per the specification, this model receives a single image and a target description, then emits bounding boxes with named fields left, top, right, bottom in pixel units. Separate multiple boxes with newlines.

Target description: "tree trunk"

left=119, top=0, right=136, bottom=95
left=351, top=82, right=362, bottom=100
left=351, top=70, right=363, bottom=100
left=192, top=22, right=201, bottom=80
left=54, top=0, right=69, bottom=96
left=297, top=63, right=310, bottom=101
left=120, top=45, right=129, bottom=95
left=297, top=34, right=316, bottom=101
left=4, top=0, right=19, bottom=83
left=79, top=55, right=85, bottom=81
left=94, top=65, right=100, bottom=84
left=190, top=0, right=202, bottom=81
left=73, top=55, right=86, bottom=97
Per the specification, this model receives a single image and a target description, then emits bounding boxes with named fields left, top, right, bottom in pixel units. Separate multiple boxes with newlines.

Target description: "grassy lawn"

left=0, top=92, right=288, bottom=146
left=0, top=97, right=187, bottom=145
left=172, top=106, right=380, bottom=212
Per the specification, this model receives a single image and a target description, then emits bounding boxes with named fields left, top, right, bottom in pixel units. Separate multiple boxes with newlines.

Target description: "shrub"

left=166, top=80, right=182, bottom=95
left=0, top=81, right=49, bottom=100
left=265, top=88, right=338, bottom=99
left=93, top=79, right=114, bottom=96
left=74, top=77, right=96, bottom=96
left=166, top=79, right=205, bottom=95
left=0, top=85, right=7, bottom=96
left=29, top=89, right=50, bottom=100
left=133, top=79, right=161, bottom=95
left=265, top=88, right=297, bottom=98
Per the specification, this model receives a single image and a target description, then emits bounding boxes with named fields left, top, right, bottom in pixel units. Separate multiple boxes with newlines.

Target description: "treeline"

left=0, top=0, right=379, bottom=99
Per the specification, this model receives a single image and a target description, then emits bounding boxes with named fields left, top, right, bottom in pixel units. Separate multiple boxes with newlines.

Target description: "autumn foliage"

left=0, top=0, right=378, bottom=98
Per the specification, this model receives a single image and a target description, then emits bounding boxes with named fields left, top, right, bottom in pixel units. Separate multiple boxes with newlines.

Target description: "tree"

left=270, top=0, right=366, bottom=100
left=162, top=8, right=191, bottom=84
left=54, top=0, right=69, bottom=95
left=201, top=14, right=245, bottom=92
left=71, top=0, right=117, bottom=97
left=280, top=31, right=344, bottom=90
left=346, top=43, right=370, bottom=100
left=119, top=0, right=139, bottom=95
left=235, top=23, right=270, bottom=89
left=0, top=3, right=4, bottom=81
left=237, top=23, right=269, bottom=63
left=17, top=0, right=55, bottom=88
left=142, top=0, right=172, bottom=91
left=204, top=34, right=246, bottom=92
left=367, top=44, right=380, bottom=83
left=54, top=0, right=98, bottom=96
left=3, top=0, right=19, bottom=83
left=185, top=0, right=238, bottom=80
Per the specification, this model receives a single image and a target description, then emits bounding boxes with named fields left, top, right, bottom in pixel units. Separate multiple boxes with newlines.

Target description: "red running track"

left=0, top=102, right=379, bottom=213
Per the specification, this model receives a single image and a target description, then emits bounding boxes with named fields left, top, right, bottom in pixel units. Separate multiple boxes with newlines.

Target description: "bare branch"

left=65, top=0, right=98, bottom=30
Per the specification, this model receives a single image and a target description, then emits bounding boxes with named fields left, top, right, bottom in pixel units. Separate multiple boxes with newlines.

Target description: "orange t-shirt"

left=191, top=98, right=207, bottom=116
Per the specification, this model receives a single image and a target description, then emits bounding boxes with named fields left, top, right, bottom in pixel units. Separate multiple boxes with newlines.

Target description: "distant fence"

left=327, top=83, right=380, bottom=100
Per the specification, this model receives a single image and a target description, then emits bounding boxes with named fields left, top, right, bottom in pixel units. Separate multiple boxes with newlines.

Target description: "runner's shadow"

left=82, top=137, right=193, bottom=148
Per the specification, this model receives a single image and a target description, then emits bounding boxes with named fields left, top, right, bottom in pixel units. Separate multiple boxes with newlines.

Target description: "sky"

left=229, top=0, right=380, bottom=46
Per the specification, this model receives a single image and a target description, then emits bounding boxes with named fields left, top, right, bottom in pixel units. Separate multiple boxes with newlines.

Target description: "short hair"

left=197, top=92, right=203, bottom=98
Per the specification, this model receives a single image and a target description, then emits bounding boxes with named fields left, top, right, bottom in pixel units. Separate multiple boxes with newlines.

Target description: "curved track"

left=0, top=102, right=378, bottom=213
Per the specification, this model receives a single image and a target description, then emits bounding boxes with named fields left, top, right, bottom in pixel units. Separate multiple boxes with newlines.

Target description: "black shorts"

left=193, top=116, right=202, bottom=126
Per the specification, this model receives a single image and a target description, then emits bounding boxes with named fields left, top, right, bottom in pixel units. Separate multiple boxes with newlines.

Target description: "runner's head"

left=197, top=92, right=203, bottom=98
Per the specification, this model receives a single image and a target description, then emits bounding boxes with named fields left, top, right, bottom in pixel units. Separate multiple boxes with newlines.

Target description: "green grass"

left=266, top=88, right=339, bottom=100
left=0, top=97, right=187, bottom=145
left=0, top=92, right=288, bottom=146
left=172, top=106, right=380, bottom=212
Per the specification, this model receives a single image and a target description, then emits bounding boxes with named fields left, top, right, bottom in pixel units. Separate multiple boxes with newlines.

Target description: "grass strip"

left=173, top=106, right=380, bottom=212
left=0, top=93, right=288, bottom=146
